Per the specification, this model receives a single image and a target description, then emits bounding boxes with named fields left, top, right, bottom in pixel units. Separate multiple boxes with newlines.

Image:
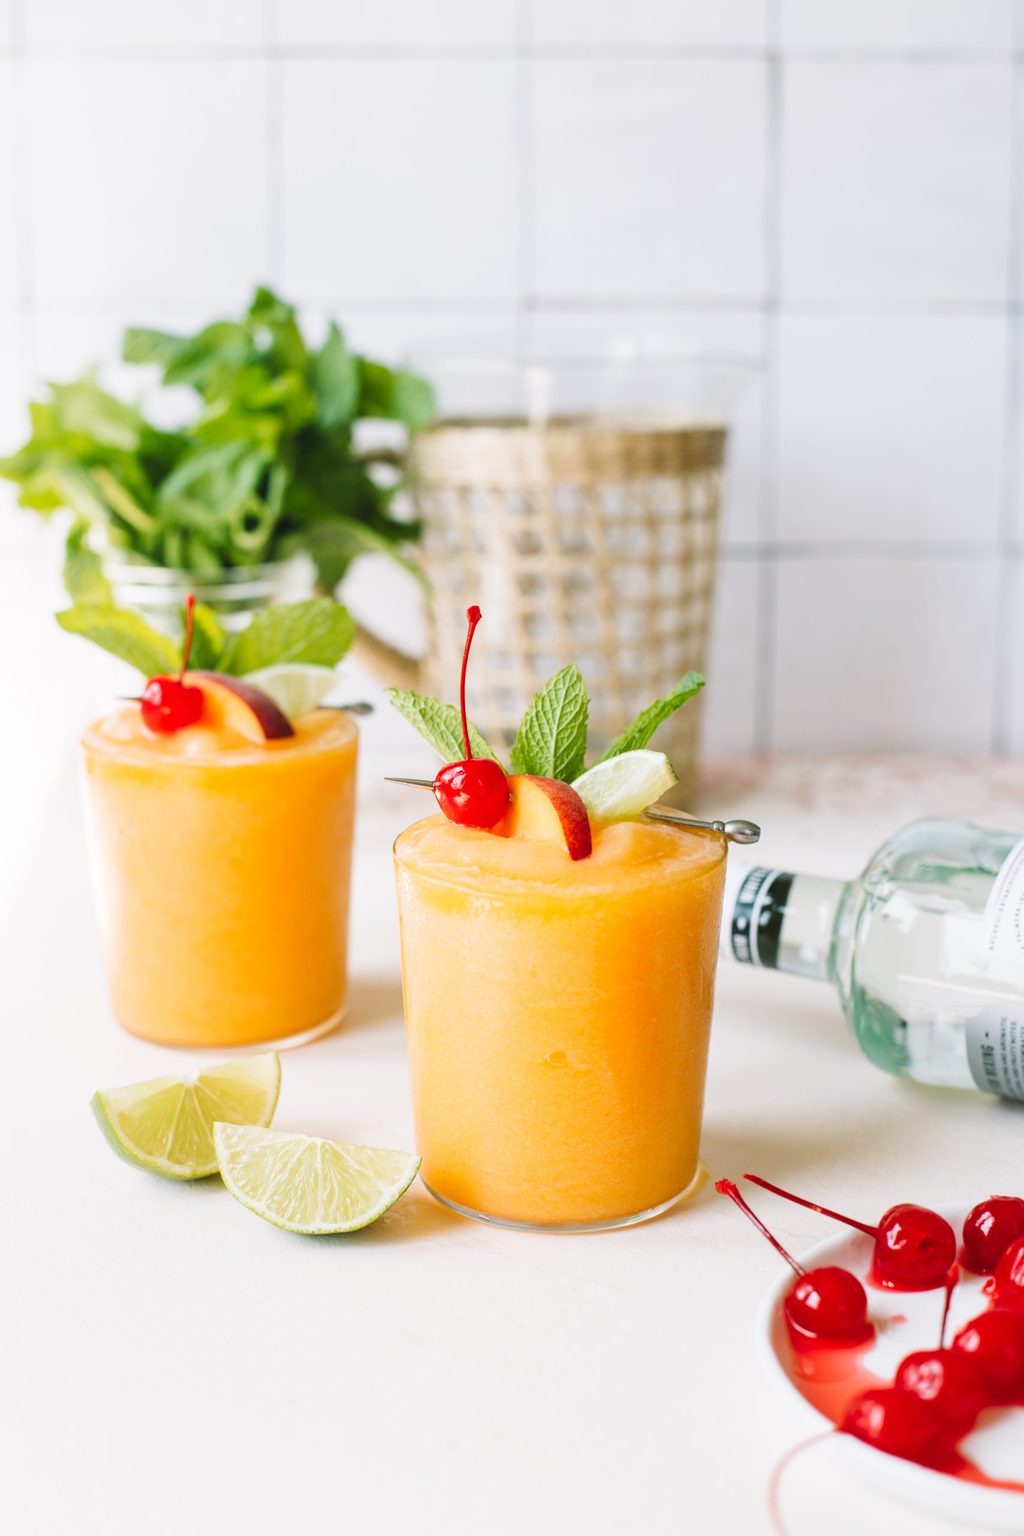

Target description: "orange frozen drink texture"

left=82, top=706, right=357, bottom=1048
left=395, top=814, right=726, bottom=1227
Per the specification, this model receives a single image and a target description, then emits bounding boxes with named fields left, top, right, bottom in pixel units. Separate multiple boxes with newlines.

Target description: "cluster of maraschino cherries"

left=717, top=1175, right=1024, bottom=1470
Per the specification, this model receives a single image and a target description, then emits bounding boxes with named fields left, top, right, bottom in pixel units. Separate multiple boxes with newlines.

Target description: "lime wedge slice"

left=572, top=749, right=678, bottom=823
left=214, top=1124, right=420, bottom=1234
left=242, top=663, right=337, bottom=717
left=91, top=1053, right=281, bottom=1180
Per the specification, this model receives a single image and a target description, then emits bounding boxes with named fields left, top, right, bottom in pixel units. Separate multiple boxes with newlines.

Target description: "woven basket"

left=407, top=418, right=725, bottom=797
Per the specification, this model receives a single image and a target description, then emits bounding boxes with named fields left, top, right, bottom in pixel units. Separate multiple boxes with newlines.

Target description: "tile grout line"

left=992, top=40, right=1024, bottom=754
left=263, top=0, right=283, bottom=286
left=513, top=0, right=532, bottom=358
left=753, top=0, right=783, bottom=755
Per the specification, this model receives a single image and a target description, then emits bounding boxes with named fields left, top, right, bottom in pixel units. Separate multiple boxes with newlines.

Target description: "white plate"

left=757, top=1203, right=1024, bottom=1533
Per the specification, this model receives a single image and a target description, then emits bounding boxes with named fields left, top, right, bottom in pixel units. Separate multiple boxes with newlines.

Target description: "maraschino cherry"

left=953, top=1307, right=1024, bottom=1400
left=744, top=1173, right=957, bottom=1292
left=140, top=593, right=203, bottom=734
left=962, top=1195, right=1024, bottom=1275
left=840, top=1386, right=940, bottom=1463
left=715, top=1179, right=873, bottom=1345
left=993, top=1234, right=1024, bottom=1312
left=432, top=606, right=509, bottom=830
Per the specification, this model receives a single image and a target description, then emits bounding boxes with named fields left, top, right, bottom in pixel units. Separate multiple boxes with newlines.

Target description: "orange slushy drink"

left=82, top=702, right=357, bottom=1048
left=395, top=813, right=726, bottom=1229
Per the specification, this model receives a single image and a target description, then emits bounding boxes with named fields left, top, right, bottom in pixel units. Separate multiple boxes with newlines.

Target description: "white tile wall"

left=280, top=60, right=519, bottom=301
left=777, top=314, right=1008, bottom=545
left=780, top=2, right=1016, bottom=54
left=0, top=5, right=1020, bottom=759
left=530, top=60, right=768, bottom=300
left=773, top=557, right=1001, bottom=752
left=781, top=61, right=1012, bottom=303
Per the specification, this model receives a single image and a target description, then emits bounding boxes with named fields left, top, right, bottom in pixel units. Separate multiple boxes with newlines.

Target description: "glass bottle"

left=720, top=818, right=1024, bottom=1099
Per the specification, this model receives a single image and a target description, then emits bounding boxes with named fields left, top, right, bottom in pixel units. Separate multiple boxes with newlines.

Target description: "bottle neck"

left=720, top=864, right=846, bottom=982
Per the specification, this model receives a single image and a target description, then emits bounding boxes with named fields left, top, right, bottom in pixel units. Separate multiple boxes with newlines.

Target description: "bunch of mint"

left=387, top=666, right=704, bottom=782
left=1, top=287, right=434, bottom=591
left=57, top=578, right=355, bottom=681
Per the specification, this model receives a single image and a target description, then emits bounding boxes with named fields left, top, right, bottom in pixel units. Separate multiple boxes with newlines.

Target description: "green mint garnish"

left=221, top=598, right=355, bottom=674
left=385, top=689, right=502, bottom=766
left=56, top=604, right=181, bottom=677
left=595, top=672, right=705, bottom=762
left=63, top=518, right=114, bottom=607
left=55, top=595, right=355, bottom=677
left=510, top=664, right=589, bottom=783
left=387, top=663, right=704, bottom=786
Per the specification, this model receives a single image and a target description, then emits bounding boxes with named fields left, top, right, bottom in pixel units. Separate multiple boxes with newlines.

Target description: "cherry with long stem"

left=140, top=592, right=203, bottom=734
left=716, top=1179, right=872, bottom=1343
left=743, top=1173, right=957, bottom=1291
left=431, top=606, right=509, bottom=830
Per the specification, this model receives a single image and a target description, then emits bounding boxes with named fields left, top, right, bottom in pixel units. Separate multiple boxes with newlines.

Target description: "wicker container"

left=407, top=417, right=725, bottom=797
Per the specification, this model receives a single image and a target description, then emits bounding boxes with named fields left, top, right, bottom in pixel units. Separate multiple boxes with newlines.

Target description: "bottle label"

left=724, top=865, right=793, bottom=969
left=981, top=839, right=1024, bottom=983
left=965, top=1007, right=1024, bottom=1100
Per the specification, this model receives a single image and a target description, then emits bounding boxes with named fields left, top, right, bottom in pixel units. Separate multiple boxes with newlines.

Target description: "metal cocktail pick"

left=385, top=777, right=760, bottom=846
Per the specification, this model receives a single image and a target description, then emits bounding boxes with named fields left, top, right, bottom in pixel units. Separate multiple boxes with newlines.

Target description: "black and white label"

left=725, top=865, right=793, bottom=970
left=965, top=1007, right=1024, bottom=1101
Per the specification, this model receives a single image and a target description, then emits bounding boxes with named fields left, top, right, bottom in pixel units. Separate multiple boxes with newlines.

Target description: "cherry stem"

left=716, top=1178, right=805, bottom=1277
left=743, top=1173, right=878, bottom=1239
left=939, top=1272, right=957, bottom=1349
left=458, top=604, right=481, bottom=760
left=179, top=593, right=196, bottom=682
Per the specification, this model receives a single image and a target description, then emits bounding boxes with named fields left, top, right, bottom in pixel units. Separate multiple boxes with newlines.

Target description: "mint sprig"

left=595, top=672, right=705, bottom=762
left=388, top=663, right=703, bottom=785
left=385, top=689, right=502, bottom=765
left=55, top=595, right=355, bottom=677
left=510, top=664, right=588, bottom=782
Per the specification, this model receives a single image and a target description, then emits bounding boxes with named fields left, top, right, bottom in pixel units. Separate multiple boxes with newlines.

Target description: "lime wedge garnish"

left=91, top=1053, right=281, bottom=1180
left=572, top=749, right=678, bottom=823
left=242, top=663, right=337, bottom=717
left=214, top=1124, right=420, bottom=1234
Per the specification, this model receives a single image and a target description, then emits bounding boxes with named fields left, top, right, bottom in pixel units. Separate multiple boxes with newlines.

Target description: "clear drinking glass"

left=394, top=813, right=728, bottom=1231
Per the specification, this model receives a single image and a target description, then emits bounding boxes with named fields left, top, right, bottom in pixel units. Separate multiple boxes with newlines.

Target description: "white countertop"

left=6, top=753, right=1024, bottom=1536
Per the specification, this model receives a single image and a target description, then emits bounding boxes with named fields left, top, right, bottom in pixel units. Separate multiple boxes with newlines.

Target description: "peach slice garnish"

left=191, top=672, right=295, bottom=743
left=494, top=774, right=592, bottom=860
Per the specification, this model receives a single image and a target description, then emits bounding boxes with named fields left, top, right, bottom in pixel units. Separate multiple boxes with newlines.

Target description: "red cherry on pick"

left=894, top=1348, right=986, bottom=1436
left=963, top=1196, right=1024, bottom=1275
left=953, top=1308, right=1024, bottom=1400
left=715, top=1179, right=872, bottom=1345
left=841, top=1387, right=940, bottom=1464
left=432, top=606, right=509, bottom=830
left=140, top=594, right=204, bottom=735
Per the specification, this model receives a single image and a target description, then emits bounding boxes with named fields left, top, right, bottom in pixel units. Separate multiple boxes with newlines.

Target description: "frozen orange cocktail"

left=388, top=604, right=734, bottom=1230
left=72, top=593, right=359, bottom=1049
left=395, top=813, right=725, bottom=1227
left=83, top=701, right=357, bottom=1048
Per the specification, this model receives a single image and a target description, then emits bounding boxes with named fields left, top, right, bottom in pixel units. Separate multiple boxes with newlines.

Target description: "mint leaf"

left=63, top=519, right=112, bottom=605
left=56, top=605, right=179, bottom=676
left=596, top=672, right=705, bottom=762
left=188, top=602, right=227, bottom=670
left=510, top=665, right=588, bottom=782
left=220, top=598, right=355, bottom=675
left=385, top=689, right=502, bottom=766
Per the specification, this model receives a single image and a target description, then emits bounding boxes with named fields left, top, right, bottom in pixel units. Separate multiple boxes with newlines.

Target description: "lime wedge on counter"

left=572, top=749, right=678, bottom=823
left=242, top=663, right=338, bottom=717
left=214, top=1124, right=420, bottom=1234
left=91, top=1053, right=281, bottom=1180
